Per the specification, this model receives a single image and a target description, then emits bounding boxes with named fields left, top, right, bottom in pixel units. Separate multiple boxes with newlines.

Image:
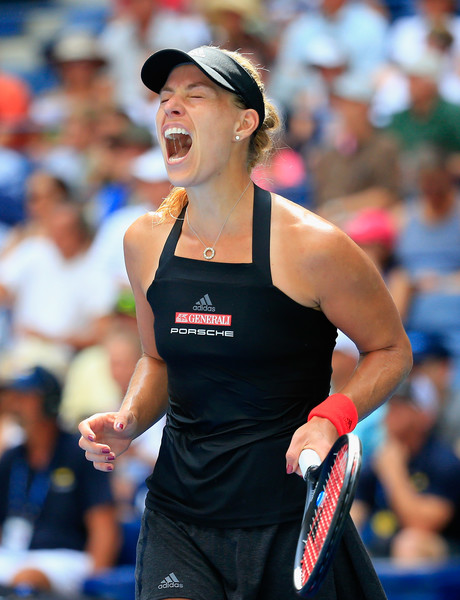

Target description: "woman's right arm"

left=79, top=215, right=170, bottom=471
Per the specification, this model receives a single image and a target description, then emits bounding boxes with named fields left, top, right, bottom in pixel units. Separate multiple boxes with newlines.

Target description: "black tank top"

left=145, top=184, right=337, bottom=527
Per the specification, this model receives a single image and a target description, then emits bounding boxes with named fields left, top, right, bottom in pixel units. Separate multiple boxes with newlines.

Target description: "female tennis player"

left=79, top=46, right=412, bottom=600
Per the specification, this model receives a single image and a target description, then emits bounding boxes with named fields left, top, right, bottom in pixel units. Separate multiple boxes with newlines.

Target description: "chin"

left=166, top=165, right=208, bottom=190
left=167, top=172, right=195, bottom=189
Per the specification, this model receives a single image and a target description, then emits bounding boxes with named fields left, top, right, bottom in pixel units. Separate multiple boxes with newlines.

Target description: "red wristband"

left=307, top=393, right=358, bottom=436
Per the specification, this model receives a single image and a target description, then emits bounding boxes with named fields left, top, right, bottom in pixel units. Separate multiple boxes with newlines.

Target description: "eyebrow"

left=160, top=81, right=217, bottom=94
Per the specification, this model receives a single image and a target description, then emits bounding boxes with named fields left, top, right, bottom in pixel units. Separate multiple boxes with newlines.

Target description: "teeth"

left=164, top=127, right=190, bottom=139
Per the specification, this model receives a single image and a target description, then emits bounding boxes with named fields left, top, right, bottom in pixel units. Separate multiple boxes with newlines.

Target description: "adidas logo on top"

left=193, top=293, right=215, bottom=312
left=158, top=572, right=184, bottom=589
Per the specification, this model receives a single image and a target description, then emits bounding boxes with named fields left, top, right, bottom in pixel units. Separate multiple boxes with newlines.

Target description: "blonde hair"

left=155, top=48, right=281, bottom=222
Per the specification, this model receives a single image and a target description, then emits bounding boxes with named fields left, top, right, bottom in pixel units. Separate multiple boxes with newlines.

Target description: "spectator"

left=87, top=121, right=155, bottom=227
left=311, top=72, right=402, bottom=226
left=351, top=373, right=460, bottom=564
left=268, top=0, right=388, bottom=114
left=60, top=322, right=142, bottom=430
left=387, top=0, right=460, bottom=77
left=344, top=207, right=398, bottom=280
left=0, top=365, right=119, bottom=594
left=392, top=146, right=460, bottom=394
left=89, top=145, right=171, bottom=291
left=390, top=146, right=460, bottom=457
left=99, top=0, right=211, bottom=109
left=0, top=203, right=117, bottom=364
left=37, top=109, right=97, bottom=192
left=252, top=146, right=311, bottom=208
left=0, top=170, right=70, bottom=258
left=31, top=30, right=112, bottom=130
left=386, top=49, right=460, bottom=155
left=290, top=34, right=349, bottom=142
left=201, top=0, right=275, bottom=69
left=59, top=321, right=165, bottom=519
left=411, top=346, right=454, bottom=447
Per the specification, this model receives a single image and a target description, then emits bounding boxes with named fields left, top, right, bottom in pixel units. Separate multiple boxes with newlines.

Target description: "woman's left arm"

left=286, top=224, right=413, bottom=472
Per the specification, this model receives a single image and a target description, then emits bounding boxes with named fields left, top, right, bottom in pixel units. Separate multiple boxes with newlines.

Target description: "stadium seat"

left=83, top=518, right=140, bottom=600
left=375, top=557, right=460, bottom=600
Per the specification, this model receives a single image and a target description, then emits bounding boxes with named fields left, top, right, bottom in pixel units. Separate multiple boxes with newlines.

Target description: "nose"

left=163, top=94, right=185, bottom=118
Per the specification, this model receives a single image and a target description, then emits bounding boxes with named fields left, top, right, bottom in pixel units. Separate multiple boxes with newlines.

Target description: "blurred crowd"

left=0, top=0, right=460, bottom=595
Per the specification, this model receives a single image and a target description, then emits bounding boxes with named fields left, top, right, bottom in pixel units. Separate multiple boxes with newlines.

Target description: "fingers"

left=285, top=422, right=317, bottom=475
left=286, top=418, right=339, bottom=476
left=78, top=416, right=97, bottom=442
left=78, top=436, right=116, bottom=470
left=285, top=434, right=305, bottom=476
left=113, top=408, right=135, bottom=433
left=93, top=461, right=115, bottom=473
left=85, top=450, right=116, bottom=472
left=78, top=413, right=117, bottom=472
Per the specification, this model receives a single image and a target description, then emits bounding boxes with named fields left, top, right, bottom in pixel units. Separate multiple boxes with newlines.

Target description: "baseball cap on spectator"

left=0, top=365, right=62, bottom=416
left=331, top=72, right=375, bottom=104
left=52, top=31, right=106, bottom=66
left=305, top=35, right=348, bottom=69
left=400, top=49, right=443, bottom=83
left=345, top=208, right=397, bottom=251
left=131, top=147, right=169, bottom=183
left=1, top=364, right=59, bottom=391
left=391, top=374, right=439, bottom=418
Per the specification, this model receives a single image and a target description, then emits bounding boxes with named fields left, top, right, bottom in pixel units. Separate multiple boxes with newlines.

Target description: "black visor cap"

left=141, top=46, right=265, bottom=131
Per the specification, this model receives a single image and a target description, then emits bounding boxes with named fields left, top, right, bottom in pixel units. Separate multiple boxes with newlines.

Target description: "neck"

left=25, top=419, right=59, bottom=470
left=183, top=174, right=253, bottom=260
left=186, top=174, right=253, bottom=229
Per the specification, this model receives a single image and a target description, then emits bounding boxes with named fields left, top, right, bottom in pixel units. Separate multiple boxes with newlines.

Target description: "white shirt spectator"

left=387, top=10, right=460, bottom=104
left=0, top=237, right=116, bottom=343
left=268, top=1, right=388, bottom=112
left=99, top=8, right=211, bottom=110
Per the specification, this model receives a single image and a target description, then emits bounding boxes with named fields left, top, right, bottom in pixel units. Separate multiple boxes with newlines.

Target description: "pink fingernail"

left=286, top=464, right=293, bottom=474
left=106, top=464, right=114, bottom=471
left=102, top=448, right=110, bottom=454
left=88, top=435, right=95, bottom=441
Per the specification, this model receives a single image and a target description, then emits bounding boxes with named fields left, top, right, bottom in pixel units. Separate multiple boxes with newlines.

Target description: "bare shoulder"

left=124, top=211, right=174, bottom=252
left=270, top=194, right=379, bottom=309
left=124, top=211, right=161, bottom=244
left=272, top=194, right=354, bottom=264
left=123, top=211, right=175, bottom=291
left=271, top=194, right=409, bottom=358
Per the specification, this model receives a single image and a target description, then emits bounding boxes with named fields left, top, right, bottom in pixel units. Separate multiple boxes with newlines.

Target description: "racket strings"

left=301, top=446, right=348, bottom=586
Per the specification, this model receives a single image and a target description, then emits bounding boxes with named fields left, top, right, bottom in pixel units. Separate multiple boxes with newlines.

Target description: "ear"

left=234, top=108, right=259, bottom=142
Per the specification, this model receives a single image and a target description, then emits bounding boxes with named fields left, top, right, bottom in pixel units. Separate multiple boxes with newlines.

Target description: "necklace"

left=186, top=180, right=252, bottom=260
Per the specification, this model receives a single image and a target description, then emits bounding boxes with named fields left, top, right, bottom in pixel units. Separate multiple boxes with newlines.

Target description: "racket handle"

left=299, top=448, right=321, bottom=478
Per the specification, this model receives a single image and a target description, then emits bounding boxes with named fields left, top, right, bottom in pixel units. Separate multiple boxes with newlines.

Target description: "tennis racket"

left=293, top=433, right=362, bottom=597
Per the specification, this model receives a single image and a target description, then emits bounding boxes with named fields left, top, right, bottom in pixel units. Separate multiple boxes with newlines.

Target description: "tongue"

left=171, top=134, right=192, bottom=159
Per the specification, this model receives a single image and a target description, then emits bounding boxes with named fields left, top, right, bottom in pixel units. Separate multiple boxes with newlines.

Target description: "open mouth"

left=164, top=127, right=192, bottom=163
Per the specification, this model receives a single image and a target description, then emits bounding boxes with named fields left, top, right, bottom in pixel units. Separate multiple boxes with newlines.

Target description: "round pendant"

left=203, top=247, right=215, bottom=260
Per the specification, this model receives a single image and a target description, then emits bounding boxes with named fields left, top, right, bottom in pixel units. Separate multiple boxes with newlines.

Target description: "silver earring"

left=235, top=135, right=240, bottom=141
